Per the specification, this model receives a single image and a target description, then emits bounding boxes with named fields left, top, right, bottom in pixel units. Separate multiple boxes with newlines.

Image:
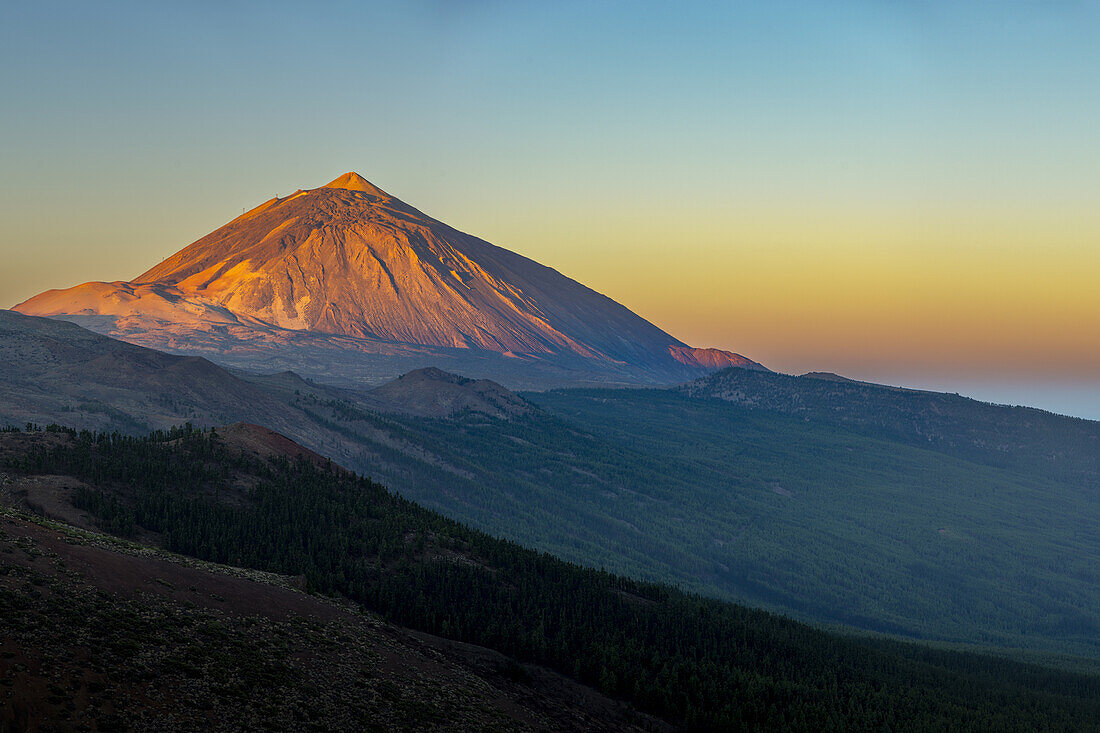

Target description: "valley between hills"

left=3, top=173, right=1099, bottom=731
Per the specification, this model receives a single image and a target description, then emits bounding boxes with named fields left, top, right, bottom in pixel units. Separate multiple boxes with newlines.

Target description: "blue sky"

left=2, top=1, right=1098, bottom=417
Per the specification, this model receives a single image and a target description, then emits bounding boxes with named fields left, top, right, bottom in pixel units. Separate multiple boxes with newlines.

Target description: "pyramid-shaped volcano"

left=16, top=173, right=763, bottom=387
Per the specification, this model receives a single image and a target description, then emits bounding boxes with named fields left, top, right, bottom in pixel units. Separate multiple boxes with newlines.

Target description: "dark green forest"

left=5, top=426, right=1099, bottom=731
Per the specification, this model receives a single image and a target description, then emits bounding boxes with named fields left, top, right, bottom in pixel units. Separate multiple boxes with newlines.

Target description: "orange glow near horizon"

left=2, top=186, right=1098, bottom=385
left=472, top=201, right=1100, bottom=381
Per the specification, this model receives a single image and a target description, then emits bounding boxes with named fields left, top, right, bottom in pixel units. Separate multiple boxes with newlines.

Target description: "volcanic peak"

left=322, top=172, right=391, bottom=198
left=13, top=171, right=764, bottom=386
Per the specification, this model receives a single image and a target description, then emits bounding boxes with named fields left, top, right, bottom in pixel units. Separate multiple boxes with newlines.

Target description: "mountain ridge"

left=677, top=365, right=1100, bottom=481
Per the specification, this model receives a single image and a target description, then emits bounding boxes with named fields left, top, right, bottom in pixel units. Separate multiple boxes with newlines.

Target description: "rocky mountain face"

left=14, top=173, right=763, bottom=388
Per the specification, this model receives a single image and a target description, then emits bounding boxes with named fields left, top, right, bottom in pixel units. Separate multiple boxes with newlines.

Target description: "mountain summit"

left=15, top=173, right=763, bottom=387
left=322, top=171, right=392, bottom=197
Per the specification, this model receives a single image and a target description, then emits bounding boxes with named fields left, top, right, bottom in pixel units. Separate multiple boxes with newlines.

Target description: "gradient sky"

left=2, top=1, right=1098, bottom=417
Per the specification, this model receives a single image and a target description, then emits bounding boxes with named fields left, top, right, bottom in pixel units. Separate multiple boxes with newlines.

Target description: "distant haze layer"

left=889, top=379, right=1100, bottom=424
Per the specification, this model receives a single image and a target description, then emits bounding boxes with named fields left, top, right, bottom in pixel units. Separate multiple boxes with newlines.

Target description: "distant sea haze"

left=892, top=379, right=1100, bottom=422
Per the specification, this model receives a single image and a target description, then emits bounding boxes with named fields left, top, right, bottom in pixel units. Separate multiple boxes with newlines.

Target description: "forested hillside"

left=0, top=475, right=657, bottom=731
left=278, top=386, right=1100, bottom=663
left=3, top=426, right=1099, bottom=731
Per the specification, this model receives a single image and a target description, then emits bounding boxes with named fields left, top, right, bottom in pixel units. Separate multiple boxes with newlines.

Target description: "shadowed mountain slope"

left=0, top=309, right=386, bottom=468
left=0, top=309, right=295, bottom=434
left=14, top=173, right=763, bottom=388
